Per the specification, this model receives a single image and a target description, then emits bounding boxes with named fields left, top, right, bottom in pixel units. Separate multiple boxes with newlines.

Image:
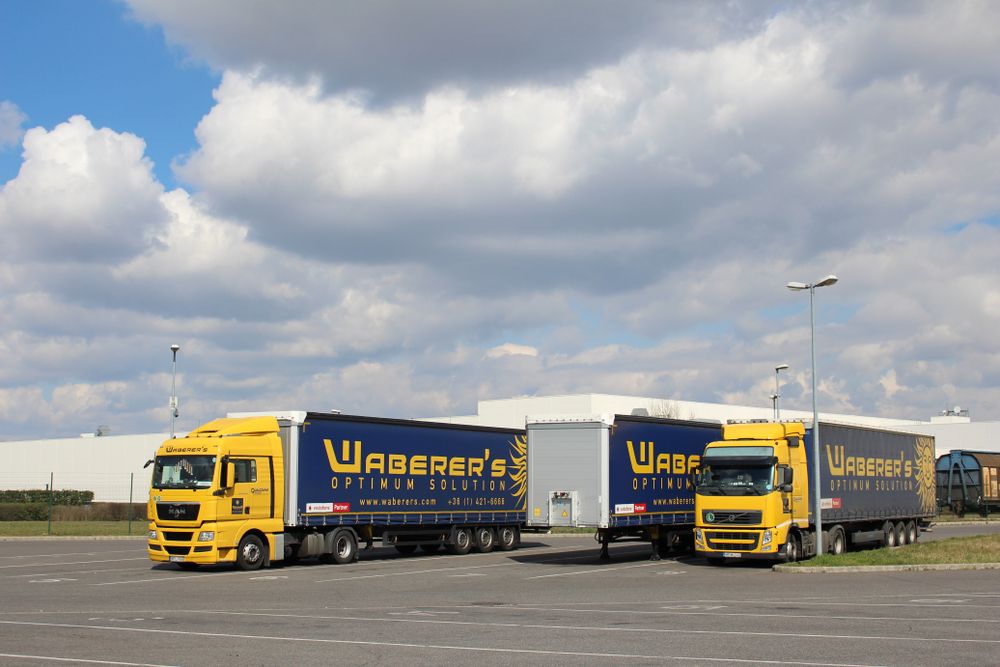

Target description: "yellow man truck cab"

left=148, top=411, right=527, bottom=570
left=694, top=420, right=936, bottom=563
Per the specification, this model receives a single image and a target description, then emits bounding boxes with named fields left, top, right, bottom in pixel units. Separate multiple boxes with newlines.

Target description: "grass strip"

left=0, top=521, right=146, bottom=537
left=791, top=533, right=1000, bottom=567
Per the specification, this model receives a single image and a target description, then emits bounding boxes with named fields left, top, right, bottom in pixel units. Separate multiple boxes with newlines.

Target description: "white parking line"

left=0, top=557, right=148, bottom=570
left=0, top=620, right=892, bottom=665
left=0, top=654, right=176, bottom=666
left=527, top=561, right=665, bottom=579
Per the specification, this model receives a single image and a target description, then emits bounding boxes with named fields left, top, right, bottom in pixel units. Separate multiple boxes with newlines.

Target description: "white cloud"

left=0, top=101, right=26, bottom=150
left=486, top=343, right=539, bottom=359
left=3, top=2, right=1000, bottom=439
left=0, top=115, right=168, bottom=262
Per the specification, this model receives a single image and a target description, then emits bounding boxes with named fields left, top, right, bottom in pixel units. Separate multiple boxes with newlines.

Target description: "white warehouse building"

left=1, top=394, right=997, bottom=502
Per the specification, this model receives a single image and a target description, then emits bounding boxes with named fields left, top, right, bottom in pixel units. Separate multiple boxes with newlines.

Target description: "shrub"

left=0, top=490, right=94, bottom=505
left=52, top=503, right=147, bottom=521
left=0, top=503, right=48, bottom=521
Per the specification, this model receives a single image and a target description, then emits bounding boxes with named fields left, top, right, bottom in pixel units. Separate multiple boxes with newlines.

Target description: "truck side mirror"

left=214, top=461, right=237, bottom=496
left=778, top=465, right=793, bottom=491
left=143, top=459, right=154, bottom=469
left=689, top=465, right=700, bottom=488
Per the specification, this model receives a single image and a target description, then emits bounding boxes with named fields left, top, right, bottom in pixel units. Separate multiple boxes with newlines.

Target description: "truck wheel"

left=829, top=527, right=846, bottom=556
left=474, top=527, right=495, bottom=553
left=496, top=526, right=518, bottom=551
left=236, top=534, right=266, bottom=571
left=784, top=534, right=800, bottom=563
left=448, top=527, right=473, bottom=555
left=883, top=521, right=898, bottom=548
left=895, top=521, right=908, bottom=545
left=905, top=521, right=919, bottom=543
left=331, top=530, right=358, bottom=564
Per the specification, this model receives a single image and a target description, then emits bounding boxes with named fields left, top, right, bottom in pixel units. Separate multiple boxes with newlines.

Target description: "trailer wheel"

left=496, top=526, right=518, bottom=551
left=905, top=521, right=919, bottom=544
left=883, top=521, right=898, bottom=548
left=829, top=526, right=846, bottom=556
left=331, top=530, right=358, bottom=564
left=236, top=534, right=266, bottom=571
left=895, top=521, right=909, bottom=545
left=394, top=544, right=417, bottom=555
left=448, top=527, right=473, bottom=555
left=474, top=527, right=495, bottom=553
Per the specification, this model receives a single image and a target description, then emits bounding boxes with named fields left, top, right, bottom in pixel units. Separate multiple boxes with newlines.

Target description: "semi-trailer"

left=693, top=420, right=937, bottom=563
left=936, top=450, right=1000, bottom=517
left=525, top=414, right=720, bottom=559
left=147, top=411, right=526, bottom=570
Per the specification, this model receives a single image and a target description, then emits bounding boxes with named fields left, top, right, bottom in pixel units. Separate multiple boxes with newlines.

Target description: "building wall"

left=0, top=433, right=165, bottom=502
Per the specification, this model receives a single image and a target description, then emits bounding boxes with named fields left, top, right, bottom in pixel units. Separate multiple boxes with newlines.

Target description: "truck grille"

left=702, top=510, right=762, bottom=525
left=705, top=530, right=760, bottom=551
left=164, top=545, right=191, bottom=556
left=156, top=503, right=200, bottom=521
left=162, top=531, right=193, bottom=542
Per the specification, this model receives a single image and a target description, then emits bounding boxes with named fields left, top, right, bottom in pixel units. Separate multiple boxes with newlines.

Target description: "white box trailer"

left=526, top=414, right=721, bottom=559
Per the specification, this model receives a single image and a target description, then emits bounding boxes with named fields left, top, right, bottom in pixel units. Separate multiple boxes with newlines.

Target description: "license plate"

left=722, top=552, right=742, bottom=558
left=168, top=556, right=185, bottom=563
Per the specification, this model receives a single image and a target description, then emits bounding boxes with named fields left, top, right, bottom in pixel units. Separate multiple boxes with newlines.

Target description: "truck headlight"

left=198, top=531, right=215, bottom=542
left=761, top=530, right=772, bottom=546
left=148, top=530, right=157, bottom=540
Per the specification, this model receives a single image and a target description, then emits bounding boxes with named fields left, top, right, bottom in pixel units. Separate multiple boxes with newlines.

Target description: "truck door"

left=229, top=457, right=274, bottom=521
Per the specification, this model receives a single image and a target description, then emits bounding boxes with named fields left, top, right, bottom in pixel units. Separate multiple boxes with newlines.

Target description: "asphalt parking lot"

left=1, top=522, right=998, bottom=666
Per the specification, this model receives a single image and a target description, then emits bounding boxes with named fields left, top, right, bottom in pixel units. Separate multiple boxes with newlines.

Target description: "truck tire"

left=448, top=527, right=473, bottom=555
left=331, top=530, right=358, bottom=564
left=905, top=520, right=919, bottom=543
left=896, top=521, right=909, bottom=545
left=883, top=521, right=898, bottom=548
left=496, top=526, right=518, bottom=551
left=784, top=533, right=800, bottom=563
left=829, top=526, right=846, bottom=556
left=236, top=534, right=266, bottom=571
left=474, top=527, right=495, bottom=553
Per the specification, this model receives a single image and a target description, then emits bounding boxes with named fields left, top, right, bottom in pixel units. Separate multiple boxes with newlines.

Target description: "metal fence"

left=0, top=472, right=150, bottom=504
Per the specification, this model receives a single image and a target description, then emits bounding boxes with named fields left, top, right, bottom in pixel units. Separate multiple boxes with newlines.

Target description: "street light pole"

left=786, top=275, right=837, bottom=556
left=774, top=363, right=789, bottom=420
left=170, top=344, right=180, bottom=438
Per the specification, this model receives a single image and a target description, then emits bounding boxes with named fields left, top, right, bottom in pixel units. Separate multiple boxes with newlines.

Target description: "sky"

left=1, top=0, right=999, bottom=440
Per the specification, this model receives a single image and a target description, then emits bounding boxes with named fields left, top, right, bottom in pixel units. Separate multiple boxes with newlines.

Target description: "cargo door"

left=526, top=420, right=607, bottom=528
left=229, top=457, right=274, bottom=521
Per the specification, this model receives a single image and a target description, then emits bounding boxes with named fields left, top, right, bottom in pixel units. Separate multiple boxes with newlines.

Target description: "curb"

left=774, top=562, right=1000, bottom=573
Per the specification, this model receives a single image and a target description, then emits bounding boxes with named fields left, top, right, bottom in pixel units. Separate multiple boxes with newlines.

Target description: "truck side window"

left=232, top=459, right=257, bottom=483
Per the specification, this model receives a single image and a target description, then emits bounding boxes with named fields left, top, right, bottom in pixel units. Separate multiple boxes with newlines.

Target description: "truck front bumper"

left=147, top=523, right=231, bottom=565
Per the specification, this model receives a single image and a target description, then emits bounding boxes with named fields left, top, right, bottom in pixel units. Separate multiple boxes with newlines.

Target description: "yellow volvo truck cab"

left=694, top=421, right=809, bottom=563
left=147, top=416, right=285, bottom=570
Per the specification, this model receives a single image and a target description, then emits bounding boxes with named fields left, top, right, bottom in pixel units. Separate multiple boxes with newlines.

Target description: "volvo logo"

left=706, top=512, right=715, bottom=523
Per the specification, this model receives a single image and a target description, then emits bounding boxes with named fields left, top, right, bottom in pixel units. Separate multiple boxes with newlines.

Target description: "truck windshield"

left=697, top=462, right=774, bottom=495
left=697, top=445, right=775, bottom=496
left=151, top=455, right=217, bottom=490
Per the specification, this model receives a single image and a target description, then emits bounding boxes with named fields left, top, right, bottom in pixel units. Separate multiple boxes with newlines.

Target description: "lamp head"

left=815, top=275, right=839, bottom=288
left=775, top=364, right=789, bottom=371
left=786, top=281, right=808, bottom=290
left=170, top=344, right=180, bottom=353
